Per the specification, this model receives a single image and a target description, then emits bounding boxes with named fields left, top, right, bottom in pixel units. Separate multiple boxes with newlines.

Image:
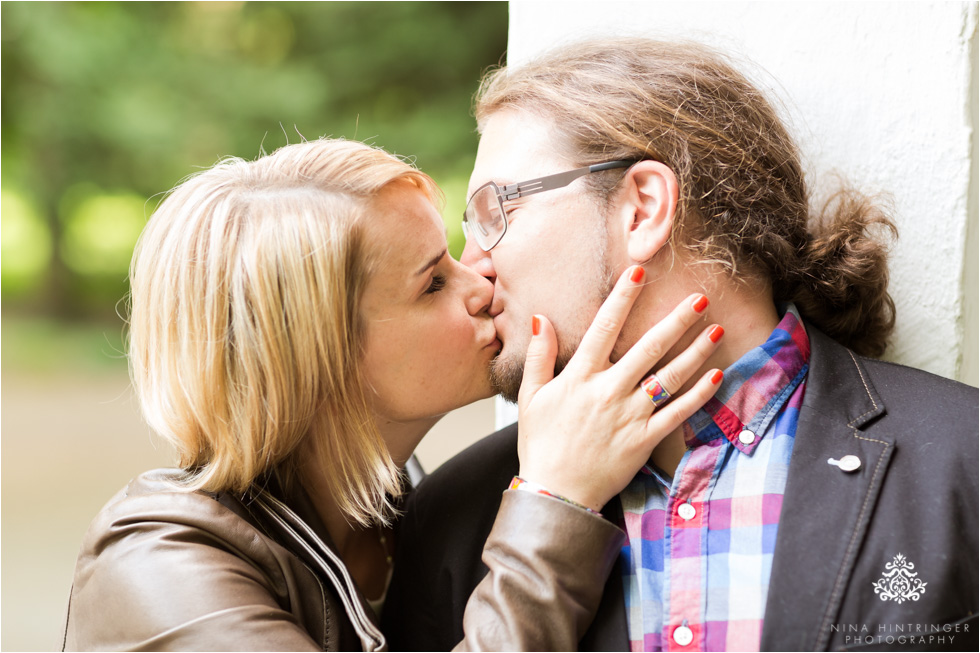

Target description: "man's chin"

left=489, top=345, right=574, bottom=405
left=489, top=354, right=524, bottom=404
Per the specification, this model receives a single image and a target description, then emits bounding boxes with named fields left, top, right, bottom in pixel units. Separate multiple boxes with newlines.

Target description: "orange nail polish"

left=692, top=295, right=708, bottom=313
left=708, top=325, right=724, bottom=343
left=532, top=315, right=541, bottom=336
left=630, top=266, right=645, bottom=283
left=711, top=369, right=724, bottom=384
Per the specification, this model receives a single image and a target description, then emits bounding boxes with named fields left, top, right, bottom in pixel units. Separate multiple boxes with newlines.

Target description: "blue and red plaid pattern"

left=620, top=305, right=810, bottom=651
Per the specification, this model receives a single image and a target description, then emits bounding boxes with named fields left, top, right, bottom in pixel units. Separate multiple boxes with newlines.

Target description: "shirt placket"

left=662, top=444, right=717, bottom=652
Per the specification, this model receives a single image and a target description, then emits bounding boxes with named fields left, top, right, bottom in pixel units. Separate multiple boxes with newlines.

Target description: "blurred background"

left=1, top=2, right=507, bottom=649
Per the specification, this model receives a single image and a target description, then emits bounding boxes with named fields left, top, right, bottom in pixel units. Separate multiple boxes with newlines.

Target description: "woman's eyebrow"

left=415, top=248, right=447, bottom=275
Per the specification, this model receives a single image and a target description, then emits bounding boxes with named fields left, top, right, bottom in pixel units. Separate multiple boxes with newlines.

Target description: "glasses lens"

left=463, top=184, right=505, bottom=250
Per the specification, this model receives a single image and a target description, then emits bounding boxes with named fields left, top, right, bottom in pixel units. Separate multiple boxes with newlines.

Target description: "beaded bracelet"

left=507, top=476, right=601, bottom=515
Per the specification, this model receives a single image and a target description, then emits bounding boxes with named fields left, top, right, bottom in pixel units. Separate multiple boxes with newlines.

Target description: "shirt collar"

left=685, top=303, right=810, bottom=453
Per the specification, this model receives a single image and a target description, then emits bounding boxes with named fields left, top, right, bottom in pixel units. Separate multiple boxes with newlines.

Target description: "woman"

left=62, top=139, right=724, bottom=651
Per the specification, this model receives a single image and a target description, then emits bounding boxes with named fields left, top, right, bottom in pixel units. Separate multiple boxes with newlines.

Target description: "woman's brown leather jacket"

left=62, top=469, right=623, bottom=651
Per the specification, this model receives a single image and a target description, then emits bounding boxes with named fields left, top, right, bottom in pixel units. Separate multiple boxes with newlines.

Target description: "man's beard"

left=489, top=238, right=618, bottom=404
left=489, top=337, right=579, bottom=403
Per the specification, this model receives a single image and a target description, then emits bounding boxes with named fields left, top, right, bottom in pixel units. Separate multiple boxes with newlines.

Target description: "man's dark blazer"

left=383, top=326, right=979, bottom=651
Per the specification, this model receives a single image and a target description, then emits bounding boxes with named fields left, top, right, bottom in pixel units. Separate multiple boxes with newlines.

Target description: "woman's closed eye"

left=425, top=274, right=447, bottom=294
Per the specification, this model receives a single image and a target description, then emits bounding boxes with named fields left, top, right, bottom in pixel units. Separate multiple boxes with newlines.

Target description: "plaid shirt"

left=620, top=305, right=810, bottom=652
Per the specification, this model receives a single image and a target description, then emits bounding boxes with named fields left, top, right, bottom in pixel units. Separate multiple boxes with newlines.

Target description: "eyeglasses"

left=462, top=160, right=637, bottom=251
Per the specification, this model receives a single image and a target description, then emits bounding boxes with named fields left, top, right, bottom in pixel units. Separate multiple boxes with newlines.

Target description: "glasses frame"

left=462, top=159, right=637, bottom=251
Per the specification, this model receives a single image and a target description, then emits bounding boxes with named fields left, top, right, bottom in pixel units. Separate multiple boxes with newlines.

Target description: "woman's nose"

left=460, top=261, right=494, bottom=315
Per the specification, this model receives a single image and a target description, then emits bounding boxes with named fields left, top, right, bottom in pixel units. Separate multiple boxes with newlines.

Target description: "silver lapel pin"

left=828, top=455, right=862, bottom=472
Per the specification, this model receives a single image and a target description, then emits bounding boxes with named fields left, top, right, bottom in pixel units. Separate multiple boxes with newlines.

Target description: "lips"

left=482, top=329, right=502, bottom=355
left=488, top=297, right=504, bottom=318
left=487, top=295, right=504, bottom=351
left=482, top=321, right=501, bottom=350
left=492, top=313, right=509, bottom=340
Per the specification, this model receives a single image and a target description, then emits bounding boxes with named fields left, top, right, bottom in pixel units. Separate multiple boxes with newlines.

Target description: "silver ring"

left=641, top=372, right=671, bottom=408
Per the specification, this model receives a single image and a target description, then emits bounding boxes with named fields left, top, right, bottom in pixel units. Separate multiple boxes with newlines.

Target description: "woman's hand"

left=516, top=265, right=724, bottom=512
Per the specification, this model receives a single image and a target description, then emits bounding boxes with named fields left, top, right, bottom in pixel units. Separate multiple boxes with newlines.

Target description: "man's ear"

left=618, top=161, right=678, bottom=263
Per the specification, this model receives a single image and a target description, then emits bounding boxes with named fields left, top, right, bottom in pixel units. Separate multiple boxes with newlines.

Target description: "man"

left=383, top=38, right=978, bottom=651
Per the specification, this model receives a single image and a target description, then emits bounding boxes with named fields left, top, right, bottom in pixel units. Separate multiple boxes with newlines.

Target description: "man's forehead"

left=468, top=111, right=573, bottom=193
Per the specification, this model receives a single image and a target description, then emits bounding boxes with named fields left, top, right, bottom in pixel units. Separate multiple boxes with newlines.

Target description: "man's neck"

left=622, top=265, right=779, bottom=385
left=623, top=265, right=781, bottom=477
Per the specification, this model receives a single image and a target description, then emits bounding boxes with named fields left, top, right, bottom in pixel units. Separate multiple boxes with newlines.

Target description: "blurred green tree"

left=1, top=1, right=507, bottom=319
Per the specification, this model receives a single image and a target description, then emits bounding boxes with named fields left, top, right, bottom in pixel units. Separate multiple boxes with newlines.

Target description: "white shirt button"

left=677, top=502, right=696, bottom=521
left=673, top=624, right=694, bottom=646
left=738, top=429, right=756, bottom=445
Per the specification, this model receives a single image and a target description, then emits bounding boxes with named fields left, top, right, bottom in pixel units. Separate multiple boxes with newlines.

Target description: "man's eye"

left=425, top=274, right=447, bottom=294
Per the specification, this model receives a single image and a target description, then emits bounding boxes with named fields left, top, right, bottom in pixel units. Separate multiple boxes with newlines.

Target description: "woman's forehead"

left=362, top=184, right=446, bottom=289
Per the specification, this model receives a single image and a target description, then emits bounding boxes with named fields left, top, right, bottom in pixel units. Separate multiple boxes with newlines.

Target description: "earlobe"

left=623, top=161, right=678, bottom=263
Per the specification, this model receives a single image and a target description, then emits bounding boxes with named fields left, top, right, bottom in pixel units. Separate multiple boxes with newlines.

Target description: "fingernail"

left=711, top=369, right=724, bottom=384
left=708, top=325, right=724, bottom=343
left=630, top=266, right=645, bottom=283
left=532, top=315, right=541, bottom=336
left=692, top=295, right=708, bottom=313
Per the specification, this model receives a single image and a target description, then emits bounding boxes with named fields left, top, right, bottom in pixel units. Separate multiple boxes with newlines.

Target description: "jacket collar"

left=761, top=323, right=894, bottom=650
left=244, top=472, right=341, bottom=554
left=244, top=474, right=388, bottom=651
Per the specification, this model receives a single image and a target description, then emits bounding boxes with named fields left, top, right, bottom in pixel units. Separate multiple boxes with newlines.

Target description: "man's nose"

left=460, top=236, right=496, bottom=282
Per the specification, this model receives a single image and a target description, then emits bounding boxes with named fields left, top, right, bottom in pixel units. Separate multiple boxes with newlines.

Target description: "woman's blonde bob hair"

left=128, top=138, right=440, bottom=525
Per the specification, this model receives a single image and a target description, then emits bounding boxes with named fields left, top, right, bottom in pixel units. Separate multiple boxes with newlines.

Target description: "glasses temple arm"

left=498, top=160, right=636, bottom=201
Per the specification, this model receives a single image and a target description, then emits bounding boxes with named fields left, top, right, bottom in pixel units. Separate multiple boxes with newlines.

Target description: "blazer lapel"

left=761, top=326, right=895, bottom=651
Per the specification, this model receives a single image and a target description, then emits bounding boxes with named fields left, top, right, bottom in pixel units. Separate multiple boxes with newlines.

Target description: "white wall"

left=497, top=1, right=978, bottom=426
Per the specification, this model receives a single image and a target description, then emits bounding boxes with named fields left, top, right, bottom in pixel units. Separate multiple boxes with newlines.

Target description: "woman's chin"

left=457, top=371, right=497, bottom=406
left=458, top=366, right=498, bottom=407
left=411, top=371, right=497, bottom=423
